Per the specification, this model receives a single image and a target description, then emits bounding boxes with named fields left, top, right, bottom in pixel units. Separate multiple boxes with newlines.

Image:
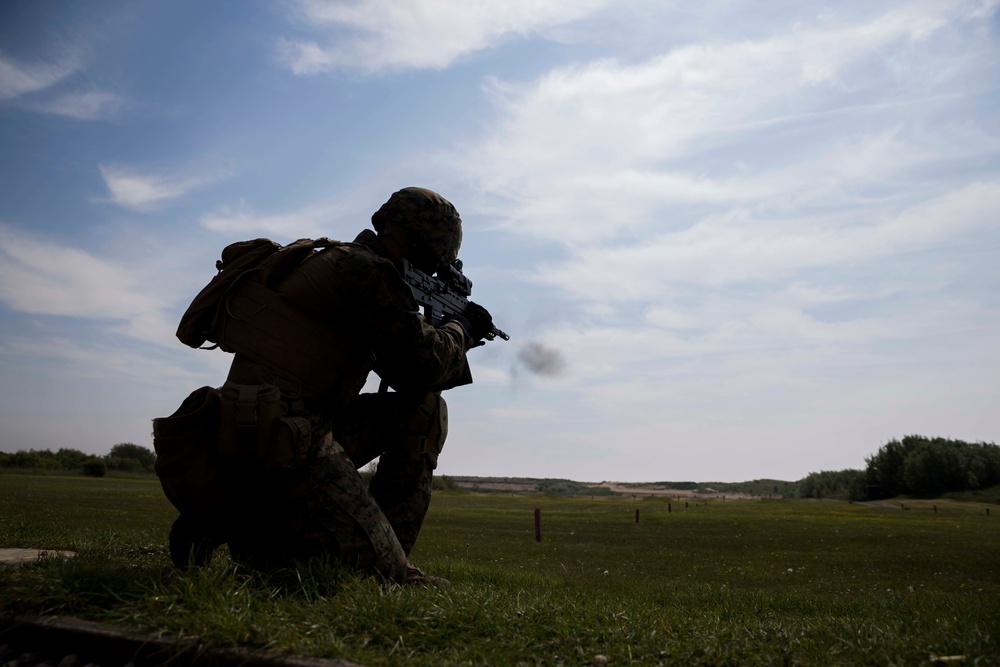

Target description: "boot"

left=404, top=560, right=451, bottom=587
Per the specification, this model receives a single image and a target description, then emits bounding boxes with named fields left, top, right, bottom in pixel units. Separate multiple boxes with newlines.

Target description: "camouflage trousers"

left=227, top=390, right=447, bottom=583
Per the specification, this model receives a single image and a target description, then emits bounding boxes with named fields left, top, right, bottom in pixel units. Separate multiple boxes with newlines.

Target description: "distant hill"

left=446, top=476, right=795, bottom=498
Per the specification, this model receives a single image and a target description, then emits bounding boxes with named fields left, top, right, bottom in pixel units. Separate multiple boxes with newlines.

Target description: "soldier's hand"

left=442, top=313, right=476, bottom=347
left=466, top=302, right=494, bottom=342
left=443, top=303, right=494, bottom=348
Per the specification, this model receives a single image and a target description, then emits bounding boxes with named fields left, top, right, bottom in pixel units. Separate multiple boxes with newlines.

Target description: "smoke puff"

left=517, top=342, right=566, bottom=377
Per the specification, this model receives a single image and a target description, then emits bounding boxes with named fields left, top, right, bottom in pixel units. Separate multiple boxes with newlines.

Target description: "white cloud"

left=0, top=50, right=77, bottom=100
left=528, top=289, right=998, bottom=418
left=200, top=200, right=353, bottom=239
left=0, top=225, right=147, bottom=319
left=535, top=180, right=1000, bottom=301
left=99, top=165, right=220, bottom=210
left=464, top=2, right=996, bottom=244
left=488, top=406, right=553, bottom=421
left=453, top=4, right=1000, bottom=471
left=280, top=0, right=613, bottom=73
left=5, top=336, right=185, bottom=383
left=36, top=90, right=123, bottom=119
left=0, top=51, right=120, bottom=120
left=277, top=39, right=338, bottom=76
left=0, top=225, right=179, bottom=347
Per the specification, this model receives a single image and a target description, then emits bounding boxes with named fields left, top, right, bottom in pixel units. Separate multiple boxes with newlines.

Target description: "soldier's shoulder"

left=322, top=239, right=394, bottom=274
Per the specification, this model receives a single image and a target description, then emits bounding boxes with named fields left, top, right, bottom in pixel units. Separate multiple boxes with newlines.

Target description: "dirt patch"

left=455, top=482, right=537, bottom=492
left=0, top=548, right=76, bottom=568
left=598, top=483, right=758, bottom=499
left=0, top=615, right=360, bottom=667
left=448, top=479, right=767, bottom=499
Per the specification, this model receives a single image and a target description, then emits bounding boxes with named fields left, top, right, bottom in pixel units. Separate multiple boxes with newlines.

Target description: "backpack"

left=156, top=237, right=337, bottom=543
left=176, top=237, right=334, bottom=349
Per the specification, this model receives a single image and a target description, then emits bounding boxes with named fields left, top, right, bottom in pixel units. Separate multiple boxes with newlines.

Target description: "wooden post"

left=635, top=509, right=640, bottom=523
left=668, top=503, right=672, bottom=513
left=534, top=508, right=542, bottom=542
left=685, top=501, right=688, bottom=509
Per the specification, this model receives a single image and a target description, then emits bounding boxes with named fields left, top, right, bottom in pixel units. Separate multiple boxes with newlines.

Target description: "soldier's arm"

left=363, top=264, right=473, bottom=392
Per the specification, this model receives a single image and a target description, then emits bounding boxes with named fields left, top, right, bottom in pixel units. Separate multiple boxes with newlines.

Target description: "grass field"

left=1, top=473, right=998, bottom=666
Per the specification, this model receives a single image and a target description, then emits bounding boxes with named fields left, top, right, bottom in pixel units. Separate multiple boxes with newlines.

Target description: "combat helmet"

left=372, top=187, right=462, bottom=273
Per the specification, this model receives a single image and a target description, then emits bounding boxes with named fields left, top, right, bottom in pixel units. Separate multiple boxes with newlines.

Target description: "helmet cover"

left=372, top=187, right=462, bottom=272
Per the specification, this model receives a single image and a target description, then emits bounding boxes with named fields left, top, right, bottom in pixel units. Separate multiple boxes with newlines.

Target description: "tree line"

left=798, top=435, right=1000, bottom=501
left=0, top=443, right=155, bottom=477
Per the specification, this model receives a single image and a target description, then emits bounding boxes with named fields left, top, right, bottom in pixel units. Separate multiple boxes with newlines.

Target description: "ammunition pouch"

left=401, top=393, right=448, bottom=469
left=153, top=386, right=224, bottom=520
left=218, top=381, right=311, bottom=469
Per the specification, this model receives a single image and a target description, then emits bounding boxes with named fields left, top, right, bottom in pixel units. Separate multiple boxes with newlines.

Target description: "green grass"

left=1, top=474, right=999, bottom=666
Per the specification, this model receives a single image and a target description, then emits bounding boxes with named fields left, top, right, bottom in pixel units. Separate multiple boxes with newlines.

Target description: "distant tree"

left=3, top=450, right=39, bottom=468
left=105, top=456, right=140, bottom=472
left=1, top=449, right=60, bottom=470
left=865, top=438, right=909, bottom=498
left=105, top=443, right=155, bottom=472
left=432, top=475, right=460, bottom=491
left=962, top=443, right=1000, bottom=489
left=798, top=469, right=865, bottom=501
left=56, top=448, right=90, bottom=470
left=863, top=435, right=1000, bottom=498
left=82, top=457, right=107, bottom=477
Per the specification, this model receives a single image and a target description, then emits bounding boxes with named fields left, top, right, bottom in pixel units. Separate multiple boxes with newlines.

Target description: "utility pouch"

left=218, top=381, right=284, bottom=465
left=271, top=416, right=312, bottom=468
left=402, top=393, right=448, bottom=469
left=152, top=386, right=223, bottom=518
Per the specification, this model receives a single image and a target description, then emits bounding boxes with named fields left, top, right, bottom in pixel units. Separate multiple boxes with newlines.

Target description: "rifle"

left=401, top=258, right=510, bottom=342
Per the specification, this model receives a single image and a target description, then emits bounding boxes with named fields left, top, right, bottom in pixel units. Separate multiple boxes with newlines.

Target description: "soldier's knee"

left=401, top=392, right=448, bottom=468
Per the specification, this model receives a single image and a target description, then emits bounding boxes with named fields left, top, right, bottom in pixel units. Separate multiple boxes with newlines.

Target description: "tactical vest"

left=214, top=276, right=373, bottom=407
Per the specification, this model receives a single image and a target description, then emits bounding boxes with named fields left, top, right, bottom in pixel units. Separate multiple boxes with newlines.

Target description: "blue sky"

left=1, top=0, right=998, bottom=483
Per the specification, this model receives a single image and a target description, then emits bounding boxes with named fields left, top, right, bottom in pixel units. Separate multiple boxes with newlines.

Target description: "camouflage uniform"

left=220, top=189, right=471, bottom=583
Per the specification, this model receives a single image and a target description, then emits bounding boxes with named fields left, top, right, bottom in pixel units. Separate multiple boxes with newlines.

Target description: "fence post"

left=668, top=503, right=672, bottom=513
left=534, top=508, right=542, bottom=542
left=635, top=509, right=640, bottom=524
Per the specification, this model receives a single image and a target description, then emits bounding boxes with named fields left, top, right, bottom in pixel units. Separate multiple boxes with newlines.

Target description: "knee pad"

left=402, top=393, right=448, bottom=468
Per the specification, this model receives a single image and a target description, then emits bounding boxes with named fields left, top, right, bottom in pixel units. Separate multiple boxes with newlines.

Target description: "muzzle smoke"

left=516, top=341, right=566, bottom=377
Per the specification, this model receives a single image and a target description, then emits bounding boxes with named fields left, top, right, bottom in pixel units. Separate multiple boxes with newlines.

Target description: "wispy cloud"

left=465, top=2, right=994, bottom=244
left=0, top=50, right=120, bottom=119
left=0, top=224, right=147, bottom=318
left=4, top=336, right=193, bottom=383
left=279, top=0, right=613, bottom=73
left=200, top=200, right=353, bottom=239
left=488, top=406, right=554, bottom=421
left=36, top=90, right=123, bottom=120
left=99, top=165, right=221, bottom=210
left=0, top=50, right=77, bottom=100
left=447, top=0, right=1000, bottom=462
left=0, top=225, right=178, bottom=347
left=536, top=181, right=1000, bottom=301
